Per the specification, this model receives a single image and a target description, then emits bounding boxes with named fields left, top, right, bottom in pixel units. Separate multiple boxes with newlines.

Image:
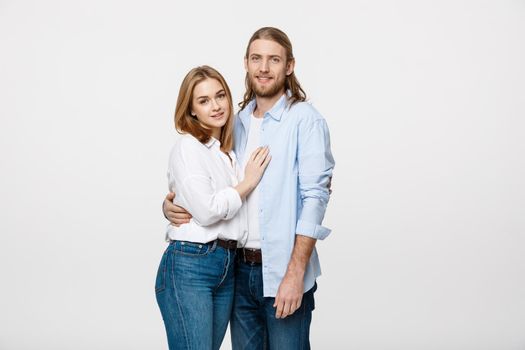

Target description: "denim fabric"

left=155, top=240, right=236, bottom=350
left=230, top=259, right=316, bottom=350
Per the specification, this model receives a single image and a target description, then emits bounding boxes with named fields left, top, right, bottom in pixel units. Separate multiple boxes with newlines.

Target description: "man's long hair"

left=239, top=27, right=307, bottom=110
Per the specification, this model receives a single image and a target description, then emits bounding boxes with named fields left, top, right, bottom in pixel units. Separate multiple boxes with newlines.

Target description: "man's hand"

left=273, top=270, right=305, bottom=319
left=163, top=192, right=192, bottom=226
left=273, top=235, right=316, bottom=319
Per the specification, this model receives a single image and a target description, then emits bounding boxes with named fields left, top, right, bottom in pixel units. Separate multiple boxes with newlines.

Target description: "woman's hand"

left=235, top=146, right=271, bottom=199
left=244, top=146, right=271, bottom=188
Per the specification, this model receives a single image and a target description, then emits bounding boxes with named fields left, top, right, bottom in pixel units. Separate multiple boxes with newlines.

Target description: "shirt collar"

left=204, top=137, right=219, bottom=149
left=238, top=90, right=291, bottom=129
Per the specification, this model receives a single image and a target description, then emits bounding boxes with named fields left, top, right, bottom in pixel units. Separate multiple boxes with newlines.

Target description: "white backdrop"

left=1, top=0, right=524, bottom=349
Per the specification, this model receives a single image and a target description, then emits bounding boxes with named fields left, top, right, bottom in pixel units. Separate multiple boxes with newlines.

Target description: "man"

left=163, top=27, right=334, bottom=349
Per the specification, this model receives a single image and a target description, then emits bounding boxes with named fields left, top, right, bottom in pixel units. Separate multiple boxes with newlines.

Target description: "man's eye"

left=271, top=58, right=280, bottom=63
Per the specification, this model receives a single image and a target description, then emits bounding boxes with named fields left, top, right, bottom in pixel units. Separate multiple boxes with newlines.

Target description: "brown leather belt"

left=237, top=248, right=262, bottom=264
left=216, top=239, right=238, bottom=250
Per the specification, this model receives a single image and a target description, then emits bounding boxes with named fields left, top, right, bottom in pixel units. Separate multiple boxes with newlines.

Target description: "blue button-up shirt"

left=234, top=92, right=335, bottom=297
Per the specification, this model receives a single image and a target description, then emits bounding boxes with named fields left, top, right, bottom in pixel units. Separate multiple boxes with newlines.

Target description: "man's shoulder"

left=233, top=112, right=244, bottom=133
left=288, top=101, right=325, bottom=123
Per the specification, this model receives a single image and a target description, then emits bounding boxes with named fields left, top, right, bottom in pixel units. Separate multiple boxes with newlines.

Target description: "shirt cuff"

left=296, top=220, right=331, bottom=240
left=221, top=187, right=242, bottom=220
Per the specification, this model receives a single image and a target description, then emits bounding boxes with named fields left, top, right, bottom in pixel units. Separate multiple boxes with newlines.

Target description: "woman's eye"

left=199, top=99, right=209, bottom=105
left=217, top=94, right=226, bottom=100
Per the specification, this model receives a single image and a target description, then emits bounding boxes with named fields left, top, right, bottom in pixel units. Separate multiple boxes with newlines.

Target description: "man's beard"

left=250, top=75, right=286, bottom=98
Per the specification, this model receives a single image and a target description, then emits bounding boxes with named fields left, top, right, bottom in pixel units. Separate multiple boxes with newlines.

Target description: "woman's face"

left=191, top=78, right=230, bottom=138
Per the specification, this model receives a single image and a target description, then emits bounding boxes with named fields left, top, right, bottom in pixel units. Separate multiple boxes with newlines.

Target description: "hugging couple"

left=155, top=27, right=335, bottom=350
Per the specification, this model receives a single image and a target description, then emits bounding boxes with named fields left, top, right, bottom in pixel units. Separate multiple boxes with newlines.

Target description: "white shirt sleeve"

left=168, top=138, right=242, bottom=227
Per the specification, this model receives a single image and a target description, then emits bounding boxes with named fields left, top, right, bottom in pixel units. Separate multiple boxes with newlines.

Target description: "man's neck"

left=253, top=90, right=285, bottom=118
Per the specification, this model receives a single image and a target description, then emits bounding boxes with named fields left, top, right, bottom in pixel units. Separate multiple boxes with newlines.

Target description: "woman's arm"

left=168, top=141, right=270, bottom=227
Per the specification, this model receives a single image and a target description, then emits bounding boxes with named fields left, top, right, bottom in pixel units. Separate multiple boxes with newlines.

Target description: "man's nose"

left=260, top=59, right=269, bottom=72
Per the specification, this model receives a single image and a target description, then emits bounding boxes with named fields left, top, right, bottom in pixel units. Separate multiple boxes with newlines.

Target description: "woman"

left=155, top=66, right=270, bottom=350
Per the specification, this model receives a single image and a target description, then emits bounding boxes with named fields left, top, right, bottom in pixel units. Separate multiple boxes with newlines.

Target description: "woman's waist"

left=166, top=220, right=244, bottom=242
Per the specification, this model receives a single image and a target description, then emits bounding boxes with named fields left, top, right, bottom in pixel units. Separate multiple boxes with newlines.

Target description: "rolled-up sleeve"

left=295, top=118, right=335, bottom=240
left=178, top=176, right=242, bottom=226
left=168, top=139, right=243, bottom=227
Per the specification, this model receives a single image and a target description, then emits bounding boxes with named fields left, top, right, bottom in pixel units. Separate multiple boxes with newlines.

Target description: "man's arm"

left=163, top=192, right=192, bottom=226
left=274, top=115, right=335, bottom=319
left=273, top=235, right=316, bottom=318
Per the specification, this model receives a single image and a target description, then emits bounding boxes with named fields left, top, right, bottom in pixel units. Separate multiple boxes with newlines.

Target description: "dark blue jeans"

left=230, top=259, right=316, bottom=350
left=155, top=240, right=236, bottom=350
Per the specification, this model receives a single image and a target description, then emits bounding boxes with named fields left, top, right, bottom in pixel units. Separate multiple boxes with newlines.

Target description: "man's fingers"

left=274, top=297, right=285, bottom=319
left=274, top=297, right=301, bottom=318
left=171, top=204, right=191, bottom=216
left=173, top=212, right=192, bottom=219
left=289, top=299, right=301, bottom=316
left=296, top=298, right=302, bottom=311
left=169, top=217, right=191, bottom=223
left=275, top=296, right=302, bottom=319
left=168, top=214, right=191, bottom=220
left=165, top=192, right=175, bottom=201
left=167, top=211, right=191, bottom=227
left=281, top=300, right=292, bottom=319
left=169, top=220, right=189, bottom=227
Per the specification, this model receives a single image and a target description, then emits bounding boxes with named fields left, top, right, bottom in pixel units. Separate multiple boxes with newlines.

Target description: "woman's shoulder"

left=169, top=133, right=210, bottom=165
left=171, top=133, right=207, bottom=152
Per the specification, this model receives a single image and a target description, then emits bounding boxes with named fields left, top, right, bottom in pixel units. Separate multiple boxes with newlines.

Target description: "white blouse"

left=165, top=133, right=247, bottom=244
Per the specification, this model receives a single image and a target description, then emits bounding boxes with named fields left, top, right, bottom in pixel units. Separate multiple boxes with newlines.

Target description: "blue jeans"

left=230, top=259, right=316, bottom=350
left=155, top=240, right=236, bottom=350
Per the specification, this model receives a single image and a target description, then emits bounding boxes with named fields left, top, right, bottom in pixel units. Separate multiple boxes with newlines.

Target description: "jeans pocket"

left=155, top=248, right=169, bottom=293
left=173, top=240, right=214, bottom=257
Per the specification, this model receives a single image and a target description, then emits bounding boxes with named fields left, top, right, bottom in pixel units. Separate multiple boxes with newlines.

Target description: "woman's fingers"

left=261, top=154, right=272, bottom=169
left=259, top=148, right=270, bottom=166
left=250, top=146, right=263, bottom=161
left=254, top=146, right=269, bottom=165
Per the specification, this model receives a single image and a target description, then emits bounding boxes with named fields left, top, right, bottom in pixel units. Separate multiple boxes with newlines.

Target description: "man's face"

left=245, top=39, right=294, bottom=99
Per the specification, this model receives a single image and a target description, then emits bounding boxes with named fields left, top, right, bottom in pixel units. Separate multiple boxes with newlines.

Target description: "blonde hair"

left=239, top=27, right=306, bottom=110
left=174, top=66, right=234, bottom=152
